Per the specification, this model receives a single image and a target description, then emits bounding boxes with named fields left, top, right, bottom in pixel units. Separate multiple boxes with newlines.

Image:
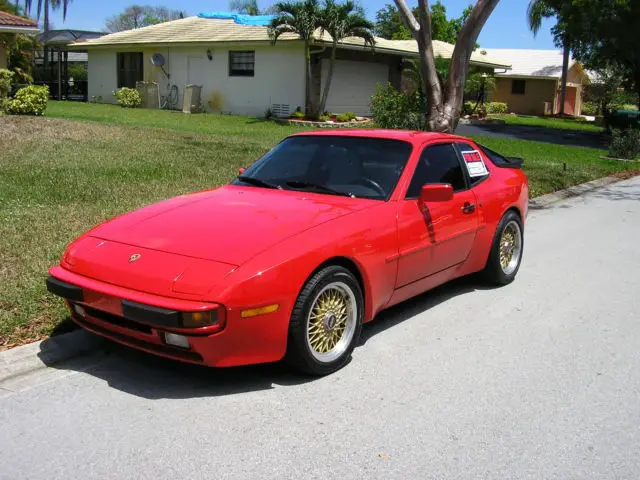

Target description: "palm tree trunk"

left=559, top=40, right=570, bottom=115
left=304, top=40, right=317, bottom=118
left=318, top=43, right=336, bottom=117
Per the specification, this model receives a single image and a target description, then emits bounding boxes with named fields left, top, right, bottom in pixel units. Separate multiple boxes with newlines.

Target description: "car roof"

left=289, top=128, right=471, bottom=145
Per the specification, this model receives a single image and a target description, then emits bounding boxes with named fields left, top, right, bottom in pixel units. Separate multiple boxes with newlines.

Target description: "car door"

left=396, top=142, right=479, bottom=288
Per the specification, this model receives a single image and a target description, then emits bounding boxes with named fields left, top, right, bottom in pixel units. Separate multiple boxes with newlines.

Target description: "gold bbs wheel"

left=306, top=282, right=358, bottom=363
left=499, top=220, right=522, bottom=275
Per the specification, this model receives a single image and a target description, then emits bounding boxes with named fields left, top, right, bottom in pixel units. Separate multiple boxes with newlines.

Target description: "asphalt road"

left=455, top=124, right=608, bottom=150
left=2, top=177, right=640, bottom=480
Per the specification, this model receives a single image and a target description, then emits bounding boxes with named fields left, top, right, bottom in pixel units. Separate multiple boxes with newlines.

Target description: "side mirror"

left=238, top=167, right=246, bottom=175
left=419, top=184, right=453, bottom=203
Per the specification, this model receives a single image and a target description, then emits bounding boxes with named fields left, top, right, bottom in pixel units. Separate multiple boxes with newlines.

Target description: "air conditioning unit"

left=271, top=104, right=291, bottom=117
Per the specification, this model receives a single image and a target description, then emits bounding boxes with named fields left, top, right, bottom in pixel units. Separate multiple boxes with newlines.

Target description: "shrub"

left=463, top=101, right=475, bottom=116
left=343, top=111, right=357, bottom=121
left=609, top=128, right=640, bottom=160
left=582, top=101, right=598, bottom=116
left=369, top=82, right=426, bottom=130
left=5, top=85, right=49, bottom=115
left=318, top=114, right=330, bottom=122
left=485, top=102, right=508, bottom=114
left=336, top=113, right=353, bottom=122
left=291, top=110, right=305, bottom=119
left=0, top=69, right=14, bottom=99
left=113, top=87, right=142, bottom=108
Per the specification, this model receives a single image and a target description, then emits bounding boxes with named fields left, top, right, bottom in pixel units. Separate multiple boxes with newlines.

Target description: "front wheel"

left=285, top=265, right=363, bottom=376
left=482, top=210, right=524, bottom=285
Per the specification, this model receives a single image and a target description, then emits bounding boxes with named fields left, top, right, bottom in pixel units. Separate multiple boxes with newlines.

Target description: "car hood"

left=83, top=185, right=376, bottom=266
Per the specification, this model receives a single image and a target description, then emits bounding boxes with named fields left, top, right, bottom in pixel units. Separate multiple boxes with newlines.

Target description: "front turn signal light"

left=181, top=310, right=218, bottom=328
left=241, top=304, right=279, bottom=319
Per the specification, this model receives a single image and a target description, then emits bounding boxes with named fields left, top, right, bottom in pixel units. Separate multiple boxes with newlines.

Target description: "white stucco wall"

left=86, top=43, right=306, bottom=116
left=87, top=49, right=117, bottom=102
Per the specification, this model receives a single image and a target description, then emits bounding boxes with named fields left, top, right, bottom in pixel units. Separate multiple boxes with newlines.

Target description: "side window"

left=405, top=143, right=466, bottom=198
left=455, top=142, right=490, bottom=186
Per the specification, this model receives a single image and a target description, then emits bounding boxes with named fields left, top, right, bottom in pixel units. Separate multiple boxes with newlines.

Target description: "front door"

left=396, top=143, right=479, bottom=288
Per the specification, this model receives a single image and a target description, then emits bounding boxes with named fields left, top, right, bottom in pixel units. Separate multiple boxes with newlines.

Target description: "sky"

left=41, top=0, right=560, bottom=50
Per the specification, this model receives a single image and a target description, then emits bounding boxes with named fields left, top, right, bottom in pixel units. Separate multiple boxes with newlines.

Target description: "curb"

left=0, top=328, right=105, bottom=386
left=528, top=175, right=622, bottom=210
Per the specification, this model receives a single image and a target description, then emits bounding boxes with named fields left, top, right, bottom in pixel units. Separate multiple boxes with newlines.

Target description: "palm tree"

left=317, top=0, right=374, bottom=116
left=269, top=0, right=322, bottom=118
left=21, top=0, right=71, bottom=32
left=527, top=0, right=570, bottom=116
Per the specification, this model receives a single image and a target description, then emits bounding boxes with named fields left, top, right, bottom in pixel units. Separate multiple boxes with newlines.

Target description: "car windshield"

left=231, top=135, right=414, bottom=200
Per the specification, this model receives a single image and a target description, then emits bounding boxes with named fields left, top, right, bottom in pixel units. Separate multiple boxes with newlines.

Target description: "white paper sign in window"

left=461, top=150, right=489, bottom=177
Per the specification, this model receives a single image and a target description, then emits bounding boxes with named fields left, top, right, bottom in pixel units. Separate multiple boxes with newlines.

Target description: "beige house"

left=70, top=15, right=510, bottom=117
left=0, top=11, right=39, bottom=69
left=482, top=49, right=592, bottom=116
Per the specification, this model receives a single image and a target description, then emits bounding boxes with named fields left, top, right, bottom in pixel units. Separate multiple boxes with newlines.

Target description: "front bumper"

left=46, top=266, right=290, bottom=367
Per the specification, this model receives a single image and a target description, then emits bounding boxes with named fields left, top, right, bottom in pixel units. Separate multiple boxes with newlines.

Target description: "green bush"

left=113, top=87, right=142, bottom=108
left=609, top=128, right=640, bottom=160
left=369, top=82, right=426, bottom=130
left=291, top=110, right=305, bottom=119
left=5, top=85, right=49, bottom=115
left=318, top=114, right=330, bottom=122
left=582, top=101, right=598, bottom=116
left=485, top=102, right=508, bottom=114
left=0, top=69, right=14, bottom=99
left=462, top=101, right=507, bottom=115
left=336, top=113, right=354, bottom=122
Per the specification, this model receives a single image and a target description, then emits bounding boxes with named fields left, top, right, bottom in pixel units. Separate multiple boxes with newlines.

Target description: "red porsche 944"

left=47, top=129, right=528, bottom=375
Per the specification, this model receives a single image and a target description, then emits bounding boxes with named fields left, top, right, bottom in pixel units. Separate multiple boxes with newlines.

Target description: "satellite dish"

left=151, top=53, right=165, bottom=66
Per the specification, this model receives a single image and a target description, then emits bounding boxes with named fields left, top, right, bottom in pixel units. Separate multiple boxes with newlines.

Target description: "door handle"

left=461, top=202, right=476, bottom=214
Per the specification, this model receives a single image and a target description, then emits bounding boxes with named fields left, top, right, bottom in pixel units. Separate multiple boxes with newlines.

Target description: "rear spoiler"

left=503, top=157, right=524, bottom=168
left=476, top=143, right=524, bottom=169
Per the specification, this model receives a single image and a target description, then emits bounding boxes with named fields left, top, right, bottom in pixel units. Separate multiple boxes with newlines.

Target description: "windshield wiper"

left=237, top=175, right=282, bottom=190
left=285, top=181, right=355, bottom=198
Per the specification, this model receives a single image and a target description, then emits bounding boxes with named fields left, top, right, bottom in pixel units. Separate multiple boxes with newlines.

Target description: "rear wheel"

left=285, top=265, right=363, bottom=376
left=482, top=210, right=524, bottom=285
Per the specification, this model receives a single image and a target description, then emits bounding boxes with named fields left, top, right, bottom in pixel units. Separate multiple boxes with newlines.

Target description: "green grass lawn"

left=490, top=114, right=604, bottom=132
left=0, top=101, right=636, bottom=347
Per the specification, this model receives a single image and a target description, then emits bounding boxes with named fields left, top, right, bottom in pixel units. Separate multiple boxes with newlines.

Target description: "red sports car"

left=47, top=129, right=528, bottom=375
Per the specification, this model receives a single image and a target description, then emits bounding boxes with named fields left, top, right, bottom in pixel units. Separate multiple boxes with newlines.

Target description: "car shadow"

left=37, top=275, right=496, bottom=400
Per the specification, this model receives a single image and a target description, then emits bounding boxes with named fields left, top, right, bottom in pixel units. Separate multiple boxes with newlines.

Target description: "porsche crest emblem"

left=128, top=253, right=141, bottom=263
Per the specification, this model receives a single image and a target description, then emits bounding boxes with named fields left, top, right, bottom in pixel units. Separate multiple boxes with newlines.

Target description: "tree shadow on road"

left=36, top=275, right=496, bottom=400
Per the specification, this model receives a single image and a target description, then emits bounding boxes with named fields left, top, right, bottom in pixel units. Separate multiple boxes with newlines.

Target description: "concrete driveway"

left=1, top=177, right=639, bottom=480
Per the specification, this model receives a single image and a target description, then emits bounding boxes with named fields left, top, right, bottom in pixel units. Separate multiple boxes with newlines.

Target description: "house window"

left=511, top=79, right=526, bottom=95
left=229, top=50, right=255, bottom=77
left=117, top=52, right=143, bottom=88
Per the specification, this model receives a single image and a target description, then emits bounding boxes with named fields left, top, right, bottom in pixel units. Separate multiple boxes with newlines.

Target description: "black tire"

left=285, top=265, right=364, bottom=376
left=482, top=210, right=524, bottom=286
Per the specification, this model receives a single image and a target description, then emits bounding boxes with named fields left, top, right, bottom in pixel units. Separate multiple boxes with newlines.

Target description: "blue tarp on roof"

left=197, top=12, right=276, bottom=26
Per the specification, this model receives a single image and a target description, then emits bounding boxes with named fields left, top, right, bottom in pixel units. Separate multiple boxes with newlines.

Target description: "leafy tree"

left=1, top=1, right=37, bottom=83
left=106, top=5, right=185, bottom=32
left=269, top=0, right=323, bottom=117
left=394, top=0, right=499, bottom=132
left=374, top=4, right=412, bottom=39
left=375, top=2, right=477, bottom=45
left=318, top=0, right=374, bottom=115
left=559, top=0, right=640, bottom=110
left=229, top=0, right=278, bottom=15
